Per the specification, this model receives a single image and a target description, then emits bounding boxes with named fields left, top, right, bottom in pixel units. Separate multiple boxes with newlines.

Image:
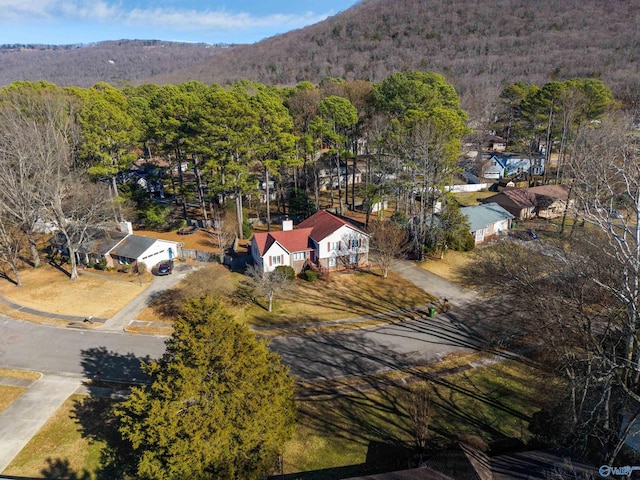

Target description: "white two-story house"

left=250, top=211, right=369, bottom=273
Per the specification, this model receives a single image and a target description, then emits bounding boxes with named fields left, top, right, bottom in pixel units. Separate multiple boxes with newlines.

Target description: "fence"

left=181, top=248, right=219, bottom=263
left=445, top=183, right=490, bottom=193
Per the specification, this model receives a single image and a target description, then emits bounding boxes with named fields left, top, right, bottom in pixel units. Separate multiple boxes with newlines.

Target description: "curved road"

left=0, top=261, right=480, bottom=383
left=0, top=260, right=481, bottom=472
left=0, top=311, right=479, bottom=383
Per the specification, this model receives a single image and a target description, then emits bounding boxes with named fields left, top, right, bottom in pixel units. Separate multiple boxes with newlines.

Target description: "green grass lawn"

left=454, top=190, right=496, bottom=207
left=283, top=359, right=558, bottom=476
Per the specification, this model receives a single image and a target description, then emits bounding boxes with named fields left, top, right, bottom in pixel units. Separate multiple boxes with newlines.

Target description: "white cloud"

left=0, top=1, right=331, bottom=33
left=127, top=9, right=326, bottom=32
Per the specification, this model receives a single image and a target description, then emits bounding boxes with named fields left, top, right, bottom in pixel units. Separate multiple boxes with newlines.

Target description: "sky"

left=0, top=0, right=361, bottom=46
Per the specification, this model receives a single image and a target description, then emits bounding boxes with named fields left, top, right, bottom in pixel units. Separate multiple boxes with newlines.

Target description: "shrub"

left=304, top=270, right=318, bottom=282
left=275, top=265, right=295, bottom=281
left=120, top=264, right=132, bottom=273
left=95, top=258, right=108, bottom=271
left=87, top=261, right=95, bottom=269
left=136, top=262, right=147, bottom=274
left=242, top=219, right=252, bottom=239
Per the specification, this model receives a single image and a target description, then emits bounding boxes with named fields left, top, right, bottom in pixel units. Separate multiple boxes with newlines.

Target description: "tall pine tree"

left=115, top=296, right=297, bottom=480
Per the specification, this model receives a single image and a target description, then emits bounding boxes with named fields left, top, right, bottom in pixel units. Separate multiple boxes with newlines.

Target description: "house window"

left=118, top=256, right=131, bottom=265
left=350, top=254, right=358, bottom=265
left=329, top=257, right=337, bottom=267
left=293, top=252, right=305, bottom=261
left=330, top=241, right=340, bottom=251
left=350, top=238, right=360, bottom=248
left=270, top=255, right=283, bottom=266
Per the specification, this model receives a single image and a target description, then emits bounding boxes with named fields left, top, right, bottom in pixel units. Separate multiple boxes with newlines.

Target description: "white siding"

left=137, top=240, right=180, bottom=268
left=262, top=242, right=290, bottom=273
left=316, top=225, right=369, bottom=260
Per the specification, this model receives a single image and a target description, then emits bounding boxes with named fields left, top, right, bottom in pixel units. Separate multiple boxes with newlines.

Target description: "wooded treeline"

left=0, top=73, right=476, bottom=278
left=2, top=0, right=639, bottom=129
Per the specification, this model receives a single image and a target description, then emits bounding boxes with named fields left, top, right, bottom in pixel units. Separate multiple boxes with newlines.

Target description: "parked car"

left=511, top=229, right=538, bottom=241
left=156, top=261, right=173, bottom=275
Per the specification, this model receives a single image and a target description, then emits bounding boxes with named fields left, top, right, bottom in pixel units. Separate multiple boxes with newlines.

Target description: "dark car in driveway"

left=156, top=261, right=173, bottom=275
left=511, top=229, right=538, bottom=241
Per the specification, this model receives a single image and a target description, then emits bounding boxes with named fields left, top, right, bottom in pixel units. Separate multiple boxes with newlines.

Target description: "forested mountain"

left=1, top=0, right=639, bottom=113
left=0, top=40, right=224, bottom=88
left=152, top=0, right=640, bottom=107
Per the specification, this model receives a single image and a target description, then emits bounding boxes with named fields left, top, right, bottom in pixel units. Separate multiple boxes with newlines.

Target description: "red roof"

left=252, top=227, right=314, bottom=256
left=297, top=210, right=367, bottom=242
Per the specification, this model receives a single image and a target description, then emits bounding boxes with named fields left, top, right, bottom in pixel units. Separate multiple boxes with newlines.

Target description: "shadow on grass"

left=0, top=457, right=93, bottom=479
left=250, top=270, right=434, bottom=327
left=48, top=260, right=71, bottom=278
left=276, top=302, right=552, bottom=478
left=67, top=346, right=161, bottom=479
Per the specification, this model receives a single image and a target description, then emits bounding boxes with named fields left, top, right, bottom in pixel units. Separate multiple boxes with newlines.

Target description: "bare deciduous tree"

left=46, top=177, right=114, bottom=280
left=0, top=88, right=79, bottom=268
left=406, top=382, right=433, bottom=451
left=246, top=264, right=292, bottom=313
left=367, top=219, right=409, bottom=279
left=0, top=208, right=25, bottom=286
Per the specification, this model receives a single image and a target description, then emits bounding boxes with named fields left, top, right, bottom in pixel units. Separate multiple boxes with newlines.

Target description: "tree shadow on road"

left=70, top=346, right=161, bottom=479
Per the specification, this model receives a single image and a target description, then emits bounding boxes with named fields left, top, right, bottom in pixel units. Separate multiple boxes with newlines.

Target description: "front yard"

left=135, top=264, right=434, bottom=328
left=0, top=263, right=152, bottom=319
left=1, top=358, right=557, bottom=479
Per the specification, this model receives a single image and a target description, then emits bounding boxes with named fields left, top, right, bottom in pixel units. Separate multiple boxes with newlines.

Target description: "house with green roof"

left=460, top=202, right=514, bottom=244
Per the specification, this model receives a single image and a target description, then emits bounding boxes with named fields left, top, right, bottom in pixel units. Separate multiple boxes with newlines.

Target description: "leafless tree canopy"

left=367, top=219, right=409, bottom=279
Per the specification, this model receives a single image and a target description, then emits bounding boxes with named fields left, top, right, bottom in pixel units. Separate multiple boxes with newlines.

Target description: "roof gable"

left=252, top=227, right=314, bottom=256
left=461, top=203, right=514, bottom=232
left=298, top=210, right=367, bottom=242
left=111, top=235, right=157, bottom=259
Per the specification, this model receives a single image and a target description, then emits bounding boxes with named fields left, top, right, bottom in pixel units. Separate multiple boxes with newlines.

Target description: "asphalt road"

left=271, top=315, right=480, bottom=381
left=0, top=260, right=482, bottom=383
left=0, top=312, right=479, bottom=383
left=0, top=318, right=166, bottom=382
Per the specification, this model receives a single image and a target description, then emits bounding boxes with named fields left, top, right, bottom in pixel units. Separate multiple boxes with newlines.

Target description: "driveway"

left=100, top=262, right=198, bottom=332
left=389, top=259, right=477, bottom=306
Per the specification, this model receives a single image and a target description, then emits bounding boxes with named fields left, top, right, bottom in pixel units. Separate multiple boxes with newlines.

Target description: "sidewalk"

left=0, top=374, right=82, bottom=473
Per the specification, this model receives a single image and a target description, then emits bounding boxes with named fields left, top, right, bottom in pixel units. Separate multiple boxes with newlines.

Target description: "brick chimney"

left=120, top=221, right=133, bottom=235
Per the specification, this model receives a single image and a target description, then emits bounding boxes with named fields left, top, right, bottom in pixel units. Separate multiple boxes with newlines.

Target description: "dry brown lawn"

left=3, top=394, right=103, bottom=479
left=136, top=264, right=434, bottom=327
left=136, top=228, right=221, bottom=252
left=420, top=250, right=475, bottom=284
left=0, top=263, right=151, bottom=318
left=0, top=368, right=41, bottom=380
left=0, top=385, right=25, bottom=414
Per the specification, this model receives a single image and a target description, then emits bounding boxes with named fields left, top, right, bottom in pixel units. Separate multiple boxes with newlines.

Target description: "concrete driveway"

left=100, top=262, right=198, bottom=332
